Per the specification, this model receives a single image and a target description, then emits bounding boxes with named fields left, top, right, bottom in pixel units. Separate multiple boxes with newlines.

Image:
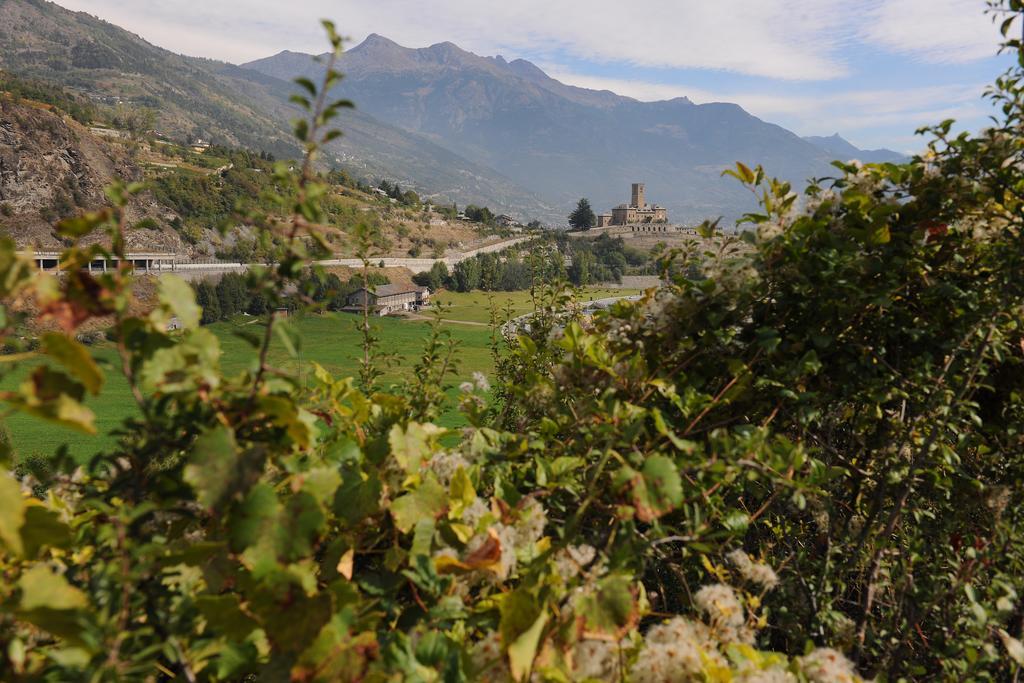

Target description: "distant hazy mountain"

left=802, top=134, right=907, bottom=164
left=0, top=0, right=553, bottom=220
left=0, top=0, right=297, bottom=157
left=245, top=35, right=878, bottom=224
left=1, top=0, right=907, bottom=225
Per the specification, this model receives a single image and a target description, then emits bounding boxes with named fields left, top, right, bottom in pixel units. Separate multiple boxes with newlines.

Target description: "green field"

left=3, top=313, right=494, bottom=462
left=3, top=287, right=639, bottom=461
left=430, top=288, right=639, bottom=324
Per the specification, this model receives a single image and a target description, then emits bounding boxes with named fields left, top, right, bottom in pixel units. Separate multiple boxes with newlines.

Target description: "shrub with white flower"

left=728, top=549, right=780, bottom=591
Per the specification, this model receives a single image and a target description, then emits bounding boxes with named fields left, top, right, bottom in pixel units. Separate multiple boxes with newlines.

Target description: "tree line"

left=412, top=234, right=653, bottom=292
left=191, top=269, right=390, bottom=324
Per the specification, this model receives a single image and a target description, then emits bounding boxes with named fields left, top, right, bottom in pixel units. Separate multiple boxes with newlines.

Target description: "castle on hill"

left=597, top=183, right=668, bottom=227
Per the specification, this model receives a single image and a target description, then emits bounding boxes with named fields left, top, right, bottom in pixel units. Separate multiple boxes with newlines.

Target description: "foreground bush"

left=2, top=7, right=1024, bottom=681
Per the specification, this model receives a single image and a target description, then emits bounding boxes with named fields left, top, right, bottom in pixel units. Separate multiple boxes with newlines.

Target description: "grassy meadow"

left=430, top=288, right=640, bottom=324
left=3, top=313, right=493, bottom=462
left=2, top=287, right=640, bottom=461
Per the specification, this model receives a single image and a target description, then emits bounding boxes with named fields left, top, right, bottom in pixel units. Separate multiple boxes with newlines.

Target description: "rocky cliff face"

left=0, top=97, right=184, bottom=253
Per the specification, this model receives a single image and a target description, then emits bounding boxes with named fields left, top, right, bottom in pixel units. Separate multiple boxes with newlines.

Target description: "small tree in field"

left=568, top=197, right=596, bottom=230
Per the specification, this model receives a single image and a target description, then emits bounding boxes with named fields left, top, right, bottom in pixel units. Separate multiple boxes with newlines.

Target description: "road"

left=165, top=235, right=537, bottom=278
left=315, top=236, right=535, bottom=273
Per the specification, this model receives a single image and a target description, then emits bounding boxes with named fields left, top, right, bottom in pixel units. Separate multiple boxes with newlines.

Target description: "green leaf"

left=411, top=518, right=436, bottom=559
left=500, top=588, right=542, bottom=647
left=20, top=505, right=71, bottom=559
left=302, top=467, right=342, bottom=506
left=229, top=483, right=281, bottom=553
left=389, top=422, right=447, bottom=473
left=573, top=574, right=639, bottom=638
left=274, top=319, right=301, bottom=358
left=391, top=476, right=446, bottom=533
left=277, top=492, right=326, bottom=561
left=260, top=396, right=319, bottom=449
left=19, top=564, right=87, bottom=611
left=448, top=465, right=476, bottom=518
left=141, top=328, right=222, bottom=394
left=13, top=367, right=96, bottom=434
left=619, top=456, right=683, bottom=523
left=735, top=162, right=756, bottom=183
left=290, top=94, right=312, bottom=111
left=333, top=464, right=382, bottom=525
left=507, top=611, right=548, bottom=682
left=184, top=426, right=239, bottom=509
left=251, top=586, right=333, bottom=653
left=292, top=612, right=377, bottom=682
left=0, top=468, right=26, bottom=555
left=868, top=223, right=892, bottom=245
left=294, top=76, right=318, bottom=97
left=158, top=275, right=201, bottom=329
left=195, top=594, right=259, bottom=641
left=324, top=438, right=361, bottom=466
left=41, top=333, right=103, bottom=395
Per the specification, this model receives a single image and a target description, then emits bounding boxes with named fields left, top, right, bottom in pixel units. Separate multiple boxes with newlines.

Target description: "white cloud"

left=54, top=0, right=854, bottom=78
left=861, top=0, right=1006, bottom=64
left=54, top=0, right=1005, bottom=75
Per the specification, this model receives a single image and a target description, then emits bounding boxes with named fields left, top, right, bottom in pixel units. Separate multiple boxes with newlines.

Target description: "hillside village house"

left=495, top=214, right=522, bottom=228
left=346, top=284, right=431, bottom=315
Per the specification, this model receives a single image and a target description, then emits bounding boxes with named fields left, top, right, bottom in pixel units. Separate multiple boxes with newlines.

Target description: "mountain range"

left=0, top=0, right=905, bottom=225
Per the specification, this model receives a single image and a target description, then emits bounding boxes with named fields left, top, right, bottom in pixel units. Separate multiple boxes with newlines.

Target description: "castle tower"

left=631, top=183, right=645, bottom=209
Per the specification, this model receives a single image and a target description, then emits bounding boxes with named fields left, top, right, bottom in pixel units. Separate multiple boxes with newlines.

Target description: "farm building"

left=345, top=284, right=431, bottom=315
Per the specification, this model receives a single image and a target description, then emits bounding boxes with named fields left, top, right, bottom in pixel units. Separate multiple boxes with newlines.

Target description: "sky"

left=54, top=0, right=1018, bottom=153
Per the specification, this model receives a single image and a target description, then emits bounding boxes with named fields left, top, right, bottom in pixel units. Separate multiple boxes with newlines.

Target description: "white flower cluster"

left=462, top=496, right=492, bottom=529
left=797, top=647, right=861, bottom=683
left=694, top=583, right=743, bottom=628
left=573, top=638, right=623, bottom=681
left=442, top=496, right=549, bottom=585
left=727, top=549, right=780, bottom=591
left=694, top=583, right=754, bottom=645
left=459, top=371, right=491, bottom=394
left=630, top=617, right=725, bottom=682
left=704, top=256, right=761, bottom=294
left=426, top=450, right=471, bottom=488
left=840, top=162, right=901, bottom=209
left=756, top=221, right=785, bottom=242
left=553, top=543, right=597, bottom=582
left=514, top=498, right=547, bottom=548
left=465, top=579, right=864, bottom=682
left=735, top=669, right=798, bottom=683
left=472, top=371, right=491, bottom=392
left=470, top=630, right=512, bottom=682
left=473, top=524, right=519, bottom=580
left=606, top=318, right=638, bottom=346
left=639, top=291, right=679, bottom=331
left=804, top=189, right=838, bottom=216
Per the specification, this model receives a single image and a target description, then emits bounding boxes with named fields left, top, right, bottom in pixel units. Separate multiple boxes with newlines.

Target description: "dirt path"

left=400, top=313, right=491, bottom=327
